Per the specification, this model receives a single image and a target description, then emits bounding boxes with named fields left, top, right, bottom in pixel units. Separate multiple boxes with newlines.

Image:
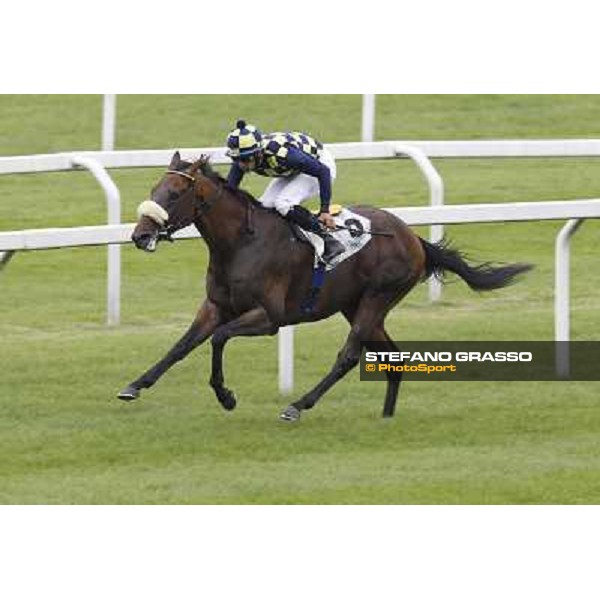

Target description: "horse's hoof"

left=280, top=405, right=301, bottom=422
left=218, top=389, right=237, bottom=411
left=118, top=385, right=140, bottom=401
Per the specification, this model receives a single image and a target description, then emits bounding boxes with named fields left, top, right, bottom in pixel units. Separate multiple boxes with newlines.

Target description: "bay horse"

left=118, top=152, right=531, bottom=421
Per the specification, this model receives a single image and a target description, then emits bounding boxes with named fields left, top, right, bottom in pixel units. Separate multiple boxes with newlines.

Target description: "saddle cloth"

left=299, top=208, right=372, bottom=271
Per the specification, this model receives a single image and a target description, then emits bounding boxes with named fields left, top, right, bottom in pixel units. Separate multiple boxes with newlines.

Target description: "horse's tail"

left=418, top=237, right=533, bottom=291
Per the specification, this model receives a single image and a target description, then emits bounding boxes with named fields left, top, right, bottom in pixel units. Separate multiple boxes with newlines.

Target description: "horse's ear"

left=189, top=157, right=204, bottom=175
left=189, top=154, right=210, bottom=175
left=169, top=151, right=181, bottom=169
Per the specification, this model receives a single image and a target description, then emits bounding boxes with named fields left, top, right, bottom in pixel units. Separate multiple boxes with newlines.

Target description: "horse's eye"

left=168, top=191, right=179, bottom=202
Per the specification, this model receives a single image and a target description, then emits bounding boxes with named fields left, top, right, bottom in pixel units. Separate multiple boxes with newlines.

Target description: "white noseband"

left=137, top=200, right=169, bottom=227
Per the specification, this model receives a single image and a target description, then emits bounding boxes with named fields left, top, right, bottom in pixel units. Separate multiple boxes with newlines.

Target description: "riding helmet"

left=226, top=120, right=263, bottom=159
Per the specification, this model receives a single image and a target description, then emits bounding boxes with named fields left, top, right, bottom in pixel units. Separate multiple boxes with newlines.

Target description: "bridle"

left=166, top=168, right=227, bottom=212
left=156, top=168, right=225, bottom=241
left=155, top=166, right=254, bottom=241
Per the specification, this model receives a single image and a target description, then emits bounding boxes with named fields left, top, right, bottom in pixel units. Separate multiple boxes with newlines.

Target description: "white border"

left=1, top=506, right=598, bottom=600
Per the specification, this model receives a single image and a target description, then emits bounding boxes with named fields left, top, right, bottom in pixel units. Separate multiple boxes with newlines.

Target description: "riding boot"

left=285, top=206, right=345, bottom=263
left=320, top=232, right=345, bottom=263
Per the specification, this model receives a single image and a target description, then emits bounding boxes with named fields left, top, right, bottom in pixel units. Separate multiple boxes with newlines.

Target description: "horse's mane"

left=177, top=156, right=265, bottom=210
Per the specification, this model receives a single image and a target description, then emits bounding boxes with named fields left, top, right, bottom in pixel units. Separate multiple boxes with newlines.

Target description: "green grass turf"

left=1, top=95, right=599, bottom=503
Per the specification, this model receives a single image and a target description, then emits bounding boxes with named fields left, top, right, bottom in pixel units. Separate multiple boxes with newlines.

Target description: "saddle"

left=289, top=206, right=372, bottom=271
left=286, top=205, right=344, bottom=244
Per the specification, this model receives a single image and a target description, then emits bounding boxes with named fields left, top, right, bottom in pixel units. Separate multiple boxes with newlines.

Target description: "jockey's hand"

left=318, top=211, right=336, bottom=230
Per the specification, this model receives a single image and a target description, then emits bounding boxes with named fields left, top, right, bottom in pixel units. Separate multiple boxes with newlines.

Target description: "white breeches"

left=258, top=148, right=336, bottom=215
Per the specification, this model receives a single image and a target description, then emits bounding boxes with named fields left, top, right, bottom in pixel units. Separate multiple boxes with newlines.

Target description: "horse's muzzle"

left=132, top=231, right=159, bottom=252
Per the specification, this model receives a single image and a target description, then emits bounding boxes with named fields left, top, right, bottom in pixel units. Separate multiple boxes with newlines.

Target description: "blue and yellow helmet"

left=226, top=120, right=263, bottom=159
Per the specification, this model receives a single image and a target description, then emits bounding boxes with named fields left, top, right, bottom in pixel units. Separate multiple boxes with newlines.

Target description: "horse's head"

left=132, top=151, right=207, bottom=252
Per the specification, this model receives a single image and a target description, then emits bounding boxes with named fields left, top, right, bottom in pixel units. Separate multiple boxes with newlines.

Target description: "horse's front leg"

left=118, top=298, right=222, bottom=401
left=209, top=306, right=279, bottom=411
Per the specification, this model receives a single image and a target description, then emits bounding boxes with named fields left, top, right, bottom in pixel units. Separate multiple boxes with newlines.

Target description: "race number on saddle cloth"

left=225, top=120, right=345, bottom=264
left=303, top=207, right=372, bottom=271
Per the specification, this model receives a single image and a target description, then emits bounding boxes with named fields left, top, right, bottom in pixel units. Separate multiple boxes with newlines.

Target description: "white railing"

left=0, top=141, right=447, bottom=315
left=361, top=95, right=376, bottom=142
left=2, top=140, right=600, bottom=384
left=3, top=140, right=600, bottom=176
left=1, top=198, right=599, bottom=381
left=3, top=139, right=600, bottom=312
left=69, top=155, right=121, bottom=325
left=99, top=94, right=378, bottom=150
left=102, top=95, right=117, bottom=152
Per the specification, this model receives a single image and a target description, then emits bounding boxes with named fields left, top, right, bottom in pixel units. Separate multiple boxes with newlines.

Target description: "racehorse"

left=118, top=152, right=532, bottom=421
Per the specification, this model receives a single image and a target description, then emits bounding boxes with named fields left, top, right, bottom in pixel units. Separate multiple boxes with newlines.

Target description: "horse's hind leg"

left=280, top=330, right=362, bottom=421
left=118, top=299, right=221, bottom=401
left=365, top=328, right=403, bottom=418
left=280, top=292, right=392, bottom=422
left=343, top=307, right=404, bottom=419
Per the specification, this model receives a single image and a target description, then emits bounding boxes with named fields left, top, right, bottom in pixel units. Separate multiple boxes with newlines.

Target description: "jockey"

left=225, top=120, right=345, bottom=263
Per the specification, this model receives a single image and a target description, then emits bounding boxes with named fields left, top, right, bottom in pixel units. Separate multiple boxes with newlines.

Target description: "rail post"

left=70, top=155, right=121, bottom=326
